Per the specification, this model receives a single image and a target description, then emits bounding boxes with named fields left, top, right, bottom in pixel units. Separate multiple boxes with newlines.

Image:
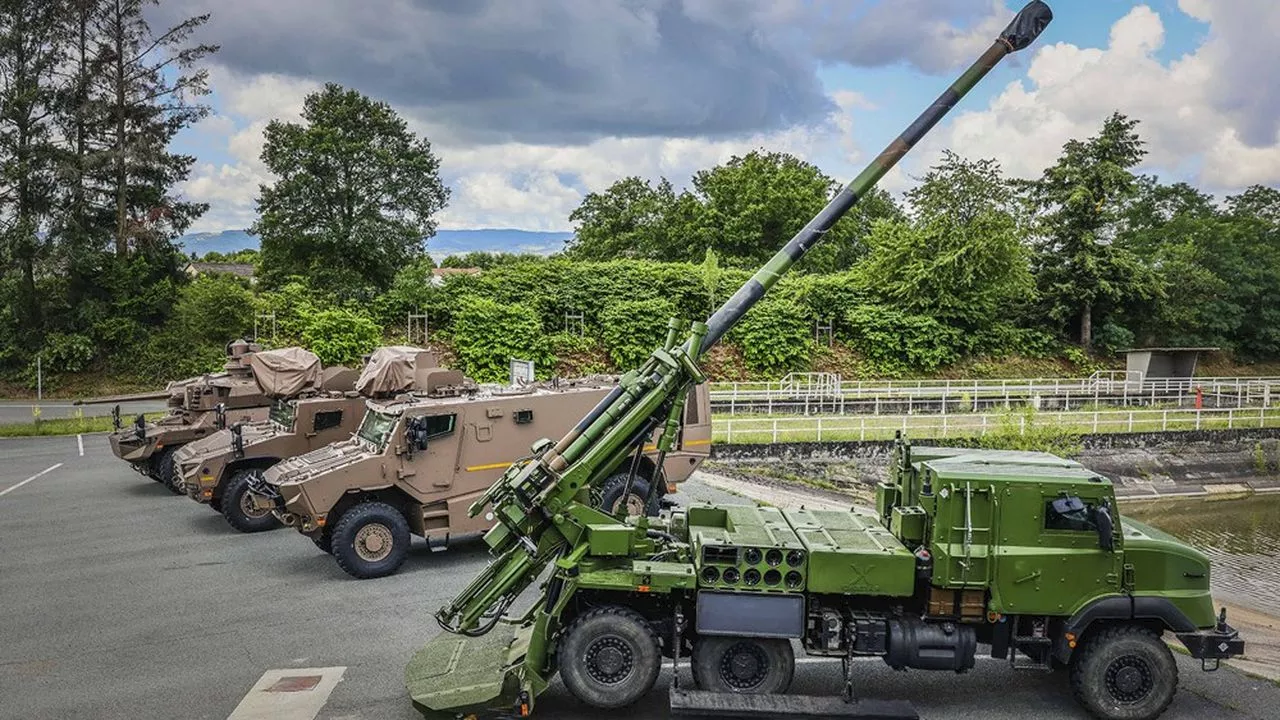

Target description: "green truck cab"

left=407, top=440, right=1243, bottom=720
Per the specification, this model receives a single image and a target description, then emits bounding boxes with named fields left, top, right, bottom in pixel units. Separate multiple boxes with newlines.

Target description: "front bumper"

left=1177, top=623, right=1245, bottom=667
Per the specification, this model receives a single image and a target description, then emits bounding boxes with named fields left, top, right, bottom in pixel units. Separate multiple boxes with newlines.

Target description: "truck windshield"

left=269, top=399, right=296, bottom=430
left=357, top=410, right=398, bottom=451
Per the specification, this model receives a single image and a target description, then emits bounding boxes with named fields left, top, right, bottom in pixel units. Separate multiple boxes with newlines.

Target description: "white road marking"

left=227, top=666, right=346, bottom=720
left=0, top=463, right=62, bottom=498
left=77, top=434, right=84, bottom=456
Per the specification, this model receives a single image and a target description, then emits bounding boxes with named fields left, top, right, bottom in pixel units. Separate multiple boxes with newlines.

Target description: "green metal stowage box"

left=891, top=505, right=928, bottom=544
left=784, top=508, right=916, bottom=597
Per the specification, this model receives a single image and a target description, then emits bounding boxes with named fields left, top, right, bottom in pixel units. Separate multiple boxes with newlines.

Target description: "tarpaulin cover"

left=247, top=346, right=323, bottom=397
left=355, top=346, right=431, bottom=396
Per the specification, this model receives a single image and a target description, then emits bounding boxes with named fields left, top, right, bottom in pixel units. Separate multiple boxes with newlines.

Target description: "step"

left=670, top=688, right=918, bottom=719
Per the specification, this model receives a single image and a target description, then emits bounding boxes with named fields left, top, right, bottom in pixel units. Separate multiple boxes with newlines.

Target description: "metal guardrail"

left=713, top=406, right=1280, bottom=444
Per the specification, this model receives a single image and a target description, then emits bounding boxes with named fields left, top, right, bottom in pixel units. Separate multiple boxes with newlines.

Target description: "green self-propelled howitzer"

left=407, top=3, right=1241, bottom=719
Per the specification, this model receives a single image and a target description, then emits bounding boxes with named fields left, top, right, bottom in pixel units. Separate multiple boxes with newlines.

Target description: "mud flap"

left=669, top=688, right=918, bottom=720
left=406, top=623, right=533, bottom=719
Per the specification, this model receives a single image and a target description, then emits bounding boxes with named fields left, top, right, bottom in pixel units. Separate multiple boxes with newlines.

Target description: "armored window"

left=1044, top=496, right=1098, bottom=532
left=683, top=388, right=700, bottom=425
left=513, top=409, right=533, bottom=424
left=424, top=414, right=456, bottom=438
left=313, top=410, right=343, bottom=432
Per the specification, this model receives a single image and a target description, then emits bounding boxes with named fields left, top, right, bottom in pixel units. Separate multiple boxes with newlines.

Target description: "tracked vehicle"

left=174, top=350, right=362, bottom=532
left=253, top=353, right=711, bottom=579
left=406, top=4, right=1243, bottom=720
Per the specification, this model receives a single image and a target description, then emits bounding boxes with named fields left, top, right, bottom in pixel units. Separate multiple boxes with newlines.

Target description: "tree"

left=1025, top=112, right=1158, bottom=350
left=0, top=0, right=64, bottom=350
left=858, top=152, right=1032, bottom=334
left=254, top=84, right=449, bottom=297
left=96, top=0, right=216, bottom=254
left=566, top=176, right=682, bottom=260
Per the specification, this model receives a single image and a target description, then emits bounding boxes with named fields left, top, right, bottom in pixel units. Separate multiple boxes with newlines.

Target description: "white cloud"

left=916, top=3, right=1280, bottom=194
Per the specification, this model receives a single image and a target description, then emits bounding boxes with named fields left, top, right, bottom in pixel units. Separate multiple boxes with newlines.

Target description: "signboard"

left=510, top=358, right=535, bottom=386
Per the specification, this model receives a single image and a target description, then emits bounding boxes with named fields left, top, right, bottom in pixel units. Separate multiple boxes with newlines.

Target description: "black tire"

left=221, top=469, right=281, bottom=533
left=155, top=447, right=183, bottom=495
left=558, top=606, right=662, bottom=709
left=312, top=527, right=333, bottom=554
left=1070, top=624, right=1177, bottom=720
left=692, top=636, right=794, bottom=695
left=209, top=495, right=223, bottom=513
left=596, top=472, right=660, bottom=517
left=330, top=501, right=411, bottom=579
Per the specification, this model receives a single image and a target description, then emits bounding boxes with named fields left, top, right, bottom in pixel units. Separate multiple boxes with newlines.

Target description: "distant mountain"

left=175, top=228, right=573, bottom=261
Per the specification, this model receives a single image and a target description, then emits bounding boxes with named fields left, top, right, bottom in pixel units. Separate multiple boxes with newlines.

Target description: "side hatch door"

left=401, top=412, right=461, bottom=497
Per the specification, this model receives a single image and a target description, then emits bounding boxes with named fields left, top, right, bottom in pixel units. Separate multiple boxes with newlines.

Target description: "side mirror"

left=1095, top=502, right=1115, bottom=552
left=405, top=417, right=430, bottom=452
left=133, top=413, right=146, bottom=438
left=215, top=402, right=227, bottom=430
left=231, top=422, right=245, bottom=458
left=112, top=404, right=122, bottom=431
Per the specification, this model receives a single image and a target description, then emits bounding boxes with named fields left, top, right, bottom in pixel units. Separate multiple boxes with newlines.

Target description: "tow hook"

left=1177, top=607, right=1245, bottom=671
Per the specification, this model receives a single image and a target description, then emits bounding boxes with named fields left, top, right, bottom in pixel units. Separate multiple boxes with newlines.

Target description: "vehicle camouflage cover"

left=107, top=343, right=350, bottom=491
left=254, top=375, right=711, bottom=578
left=173, top=350, right=365, bottom=531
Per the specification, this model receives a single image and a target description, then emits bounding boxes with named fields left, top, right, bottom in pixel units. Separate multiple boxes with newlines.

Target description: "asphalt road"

left=1, top=435, right=1276, bottom=720
left=0, top=399, right=167, bottom=425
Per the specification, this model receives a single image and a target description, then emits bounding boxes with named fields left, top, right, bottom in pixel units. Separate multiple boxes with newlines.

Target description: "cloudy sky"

left=161, top=0, right=1280, bottom=235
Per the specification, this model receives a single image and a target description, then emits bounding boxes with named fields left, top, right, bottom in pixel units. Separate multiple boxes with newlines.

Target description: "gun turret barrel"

left=699, top=0, right=1053, bottom=351
left=73, top=389, right=173, bottom=405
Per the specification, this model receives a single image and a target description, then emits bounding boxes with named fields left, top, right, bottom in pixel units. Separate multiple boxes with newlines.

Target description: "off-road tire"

left=331, top=502, right=411, bottom=579
left=209, top=495, right=223, bottom=513
left=155, top=447, right=182, bottom=495
left=311, top=528, right=333, bottom=554
left=691, top=636, right=794, bottom=695
left=222, top=469, right=281, bottom=533
left=596, top=472, right=660, bottom=517
left=558, top=606, right=662, bottom=709
left=1069, top=624, right=1177, bottom=720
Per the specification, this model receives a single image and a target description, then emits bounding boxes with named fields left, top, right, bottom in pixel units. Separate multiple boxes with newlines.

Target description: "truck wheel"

left=1069, top=624, right=1177, bottom=720
left=596, top=473, right=660, bottom=517
left=558, top=606, right=661, bottom=709
left=156, top=448, right=182, bottom=495
left=331, top=502, right=411, bottom=579
left=222, top=470, right=281, bottom=533
left=692, top=636, right=793, bottom=695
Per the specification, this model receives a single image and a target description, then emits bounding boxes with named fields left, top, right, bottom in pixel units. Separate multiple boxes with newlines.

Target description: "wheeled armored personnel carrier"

left=174, top=349, right=364, bottom=532
left=107, top=340, right=276, bottom=492
left=252, top=352, right=712, bottom=579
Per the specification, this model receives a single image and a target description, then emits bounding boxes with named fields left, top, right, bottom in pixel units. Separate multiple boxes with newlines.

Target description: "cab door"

left=401, top=412, right=461, bottom=497
left=995, top=489, right=1123, bottom=616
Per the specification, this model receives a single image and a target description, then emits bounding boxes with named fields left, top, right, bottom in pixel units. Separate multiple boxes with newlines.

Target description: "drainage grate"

left=265, top=675, right=323, bottom=693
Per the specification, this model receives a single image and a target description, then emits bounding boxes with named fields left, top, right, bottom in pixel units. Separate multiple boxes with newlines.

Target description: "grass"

left=0, top=412, right=165, bottom=438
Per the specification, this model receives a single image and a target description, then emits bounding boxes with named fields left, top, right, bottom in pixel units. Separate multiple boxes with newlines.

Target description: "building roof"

left=431, top=267, right=482, bottom=277
left=186, top=261, right=255, bottom=278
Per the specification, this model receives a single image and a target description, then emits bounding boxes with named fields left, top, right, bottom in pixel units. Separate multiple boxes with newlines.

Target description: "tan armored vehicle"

left=107, top=340, right=275, bottom=493
left=174, top=348, right=363, bottom=532
left=253, top=348, right=712, bottom=579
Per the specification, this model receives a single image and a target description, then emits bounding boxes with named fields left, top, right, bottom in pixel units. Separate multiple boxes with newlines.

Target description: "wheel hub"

left=612, top=493, right=645, bottom=516
left=585, top=636, right=634, bottom=685
left=1105, top=656, right=1153, bottom=703
left=354, top=523, right=393, bottom=562
left=720, top=642, right=769, bottom=690
left=239, top=489, right=269, bottom=518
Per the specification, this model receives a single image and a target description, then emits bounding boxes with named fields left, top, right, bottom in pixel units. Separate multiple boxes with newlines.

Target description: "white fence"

left=713, top=406, right=1280, bottom=444
left=709, top=374, right=1280, bottom=416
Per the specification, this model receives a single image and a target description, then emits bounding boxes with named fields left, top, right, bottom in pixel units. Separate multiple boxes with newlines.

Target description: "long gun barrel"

left=701, top=0, right=1053, bottom=351
left=434, top=0, right=1053, bottom=640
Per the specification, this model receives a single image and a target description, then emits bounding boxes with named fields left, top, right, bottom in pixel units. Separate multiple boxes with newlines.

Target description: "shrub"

left=300, top=308, right=383, bottom=366
left=173, top=274, right=255, bottom=346
left=599, top=297, right=677, bottom=369
left=451, top=297, right=553, bottom=382
left=39, top=333, right=96, bottom=374
left=728, top=298, right=812, bottom=377
left=843, top=304, right=961, bottom=375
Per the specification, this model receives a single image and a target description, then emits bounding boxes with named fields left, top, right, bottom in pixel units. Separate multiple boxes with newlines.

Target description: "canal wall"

left=709, top=427, right=1280, bottom=498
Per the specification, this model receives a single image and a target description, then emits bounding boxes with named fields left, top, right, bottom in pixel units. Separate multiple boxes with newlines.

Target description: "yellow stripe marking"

left=466, top=461, right=514, bottom=472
